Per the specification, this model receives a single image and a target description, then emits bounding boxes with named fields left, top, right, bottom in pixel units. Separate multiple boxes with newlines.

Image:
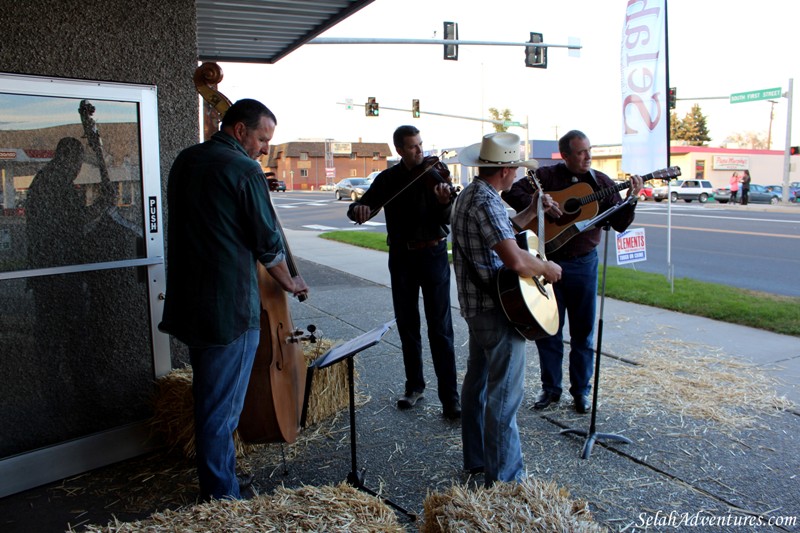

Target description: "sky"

left=215, top=0, right=800, bottom=157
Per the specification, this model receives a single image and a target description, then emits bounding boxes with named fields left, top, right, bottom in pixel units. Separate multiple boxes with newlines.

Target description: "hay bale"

left=421, top=477, right=606, bottom=533
left=78, top=482, right=405, bottom=532
left=304, top=339, right=351, bottom=426
left=150, top=339, right=350, bottom=458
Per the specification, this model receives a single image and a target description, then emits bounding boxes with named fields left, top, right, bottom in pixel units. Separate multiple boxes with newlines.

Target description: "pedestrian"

left=347, top=125, right=461, bottom=419
left=159, top=99, right=309, bottom=501
left=740, top=170, right=751, bottom=205
left=452, top=132, right=562, bottom=486
left=502, top=130, right=642, bottom=415
left=729, top=171, right=740, bottom=204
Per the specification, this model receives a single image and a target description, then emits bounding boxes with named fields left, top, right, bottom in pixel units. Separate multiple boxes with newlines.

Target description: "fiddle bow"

left=356, top=152, right=456, bottom=224
left=193, top=62, right=310, bottom=444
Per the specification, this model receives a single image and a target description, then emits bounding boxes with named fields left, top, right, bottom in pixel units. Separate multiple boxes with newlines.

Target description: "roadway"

left=270, top=190, right=800, bottom=298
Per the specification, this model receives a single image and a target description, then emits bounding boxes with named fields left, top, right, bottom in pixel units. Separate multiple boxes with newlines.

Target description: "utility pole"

left=767, top=99, right=778, bottom=150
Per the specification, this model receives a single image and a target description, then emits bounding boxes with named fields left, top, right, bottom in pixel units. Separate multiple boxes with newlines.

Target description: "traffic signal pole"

left=781, top=79, right=794, bottom=203
left=310, top=37, right=580, bottom=53
left=338, top=101, right=529, bottom=153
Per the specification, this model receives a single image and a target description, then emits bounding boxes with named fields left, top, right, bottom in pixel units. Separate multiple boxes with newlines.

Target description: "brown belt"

left=406, top=238, right=446, bottom=250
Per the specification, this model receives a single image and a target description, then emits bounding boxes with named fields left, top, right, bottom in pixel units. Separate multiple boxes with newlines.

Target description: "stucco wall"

left=0, top=0, right=199, bottom=182
left=0, top=0, right=197, bottom=457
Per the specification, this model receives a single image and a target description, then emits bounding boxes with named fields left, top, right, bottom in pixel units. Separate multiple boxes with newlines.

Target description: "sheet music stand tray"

left=306, top=320, right=416, bottom=521
left=560, top=198, right=634, bottom=459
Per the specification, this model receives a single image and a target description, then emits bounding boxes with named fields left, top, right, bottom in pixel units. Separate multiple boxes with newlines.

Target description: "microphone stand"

left=560, top=199, right=634, bottom=459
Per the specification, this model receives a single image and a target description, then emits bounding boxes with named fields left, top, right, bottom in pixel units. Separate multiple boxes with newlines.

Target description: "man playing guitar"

left=502, top=130, right=643, bottom=414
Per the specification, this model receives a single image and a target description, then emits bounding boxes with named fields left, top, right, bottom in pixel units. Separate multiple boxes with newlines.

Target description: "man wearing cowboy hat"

left=502, top=130, right=642, bottom=414
left=452, top=132, right=562, bottom=486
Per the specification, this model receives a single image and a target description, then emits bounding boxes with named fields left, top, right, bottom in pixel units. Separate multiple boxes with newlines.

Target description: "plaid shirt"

left=451, top=178, right=515, bottom=319
left=160, top=131, right=286, bottom=347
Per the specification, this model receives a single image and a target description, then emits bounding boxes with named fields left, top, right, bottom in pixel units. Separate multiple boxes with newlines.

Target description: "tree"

left=488, top=107, right=512, bottom=133
left=723, top=131, right=769, bottom=149
left=670, top=104, right=711, bottom=146
left=669, top=111, right=687, bottom=141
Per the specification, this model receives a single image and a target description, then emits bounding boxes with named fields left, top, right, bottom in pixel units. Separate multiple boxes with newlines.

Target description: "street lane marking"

left=634, top=222, right=800, bottom=239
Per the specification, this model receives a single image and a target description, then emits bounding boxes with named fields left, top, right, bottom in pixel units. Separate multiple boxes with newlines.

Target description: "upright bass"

left=193, top=62, right=309, bottom=444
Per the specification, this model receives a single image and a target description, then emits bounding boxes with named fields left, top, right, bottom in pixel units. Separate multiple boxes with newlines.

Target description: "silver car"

left=333, top=178, right=371, bottom=201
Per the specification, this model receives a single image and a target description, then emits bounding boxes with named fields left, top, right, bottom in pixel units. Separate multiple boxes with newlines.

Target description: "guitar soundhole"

left=563, top=198, right=581, bottom=214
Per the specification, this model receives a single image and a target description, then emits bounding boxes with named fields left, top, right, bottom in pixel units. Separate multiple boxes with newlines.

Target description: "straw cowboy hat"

left=458, top=132, right=539, bottom=170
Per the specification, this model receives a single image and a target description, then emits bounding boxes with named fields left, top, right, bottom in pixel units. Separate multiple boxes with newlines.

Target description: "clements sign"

left=616, top=227, right=647, bottom=265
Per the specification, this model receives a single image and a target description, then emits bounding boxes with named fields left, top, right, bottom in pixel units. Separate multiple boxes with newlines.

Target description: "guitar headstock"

left=647, top=166, right=681, bottom=181
left=525, top=169, right=544, bottom=192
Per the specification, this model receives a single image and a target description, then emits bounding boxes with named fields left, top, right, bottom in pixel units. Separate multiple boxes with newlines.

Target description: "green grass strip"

left=319, top=231, right=800, bottom=337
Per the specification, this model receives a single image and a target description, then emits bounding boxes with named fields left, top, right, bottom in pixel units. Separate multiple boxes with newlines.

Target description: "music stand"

left=308, top=320, right=416, bottom=521
left=560, top=198, right=634, bottom=459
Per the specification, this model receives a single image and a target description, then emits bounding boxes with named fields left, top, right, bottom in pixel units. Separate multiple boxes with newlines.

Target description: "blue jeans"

left=189, top=328, right=259, bottom=500
left=388, top=241, right=458, bottom=405
left=535, top=249, right=598, bottom=398
left=462, top=307, right=526, bottom=486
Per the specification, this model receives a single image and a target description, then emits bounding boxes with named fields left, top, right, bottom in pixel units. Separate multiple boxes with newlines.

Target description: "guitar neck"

left=577, top=169, right=664, bottom=206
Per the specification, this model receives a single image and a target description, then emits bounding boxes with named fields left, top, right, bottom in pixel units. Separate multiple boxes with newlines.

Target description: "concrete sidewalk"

left=2, top=229, right=798, bottom=532
left=284, top=228, right=800, bottom=407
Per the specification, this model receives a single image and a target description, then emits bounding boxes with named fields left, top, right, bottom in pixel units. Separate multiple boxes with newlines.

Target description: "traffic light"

left=443, top=21, right=458, bottom=60
left=524, top=32, right=547, bottom=68
left=365, top=96, right=379, bottom=117
left=668, top=87, right=677, bottom=109
left=791, top=146, right=800, bottom=155
left=412, top=99, right=420, bottom=118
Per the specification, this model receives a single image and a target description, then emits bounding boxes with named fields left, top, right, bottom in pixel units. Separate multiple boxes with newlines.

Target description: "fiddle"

left=352, top=154, right=456, bottom=224
left=415, top=155, right=458, bottom=200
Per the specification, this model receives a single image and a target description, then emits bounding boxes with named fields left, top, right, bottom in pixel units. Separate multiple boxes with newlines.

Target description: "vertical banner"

left=621, top=0, right=668, bottom=175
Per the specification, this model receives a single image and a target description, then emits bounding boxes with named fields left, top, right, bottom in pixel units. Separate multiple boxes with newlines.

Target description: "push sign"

left=149, top=196, right=159, bottom=233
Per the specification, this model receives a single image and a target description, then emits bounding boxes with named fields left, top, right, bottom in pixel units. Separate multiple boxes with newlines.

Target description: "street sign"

left=503, top=120, right=522, bottom=127
left=729, top=87, right=782, bottom=104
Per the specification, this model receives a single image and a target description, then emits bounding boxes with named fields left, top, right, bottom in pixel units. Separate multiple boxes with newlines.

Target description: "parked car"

left=333, top=177, right=371, bottom=201
left=712, top=187, right=731, bottom=203
left=789, top=181, right=800, bottom=202
left=652, top=179, right=714, bottom=203
left=747, top=184, right=782, bottom=204
left=268, top=178, right=286, bottom=192
left=637, top=183, right=654, bottom=201
left=365, top=170, right=381, bottom=184
left=771, top=182, right=800, bottom=203
left=318, top=183, right=335, bottom=191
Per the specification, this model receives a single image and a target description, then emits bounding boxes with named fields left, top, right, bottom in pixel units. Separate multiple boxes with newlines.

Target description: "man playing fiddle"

left=347, top=125, right=461, bottom=419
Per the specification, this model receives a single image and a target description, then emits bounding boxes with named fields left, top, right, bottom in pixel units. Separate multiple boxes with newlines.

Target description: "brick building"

left=263, top=140, right=393, bottom=190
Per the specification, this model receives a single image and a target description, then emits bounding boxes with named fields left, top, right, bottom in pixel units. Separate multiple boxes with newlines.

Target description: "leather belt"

left=406, top=238, right=446, bottom=250
left=556, top=249, right=592, bottom=261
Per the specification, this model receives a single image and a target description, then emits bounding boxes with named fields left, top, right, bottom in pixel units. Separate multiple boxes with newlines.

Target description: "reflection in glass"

left=0, top=90, right=153, bottom=458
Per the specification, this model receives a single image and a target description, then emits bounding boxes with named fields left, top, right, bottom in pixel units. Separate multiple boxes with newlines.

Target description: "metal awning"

left=196, top=0, right=374, bottom=64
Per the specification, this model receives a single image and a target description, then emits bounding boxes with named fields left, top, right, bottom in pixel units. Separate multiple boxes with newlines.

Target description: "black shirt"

left=502, top=163, right=635, bottom=260
left=347, top=161, right=452, bottom=246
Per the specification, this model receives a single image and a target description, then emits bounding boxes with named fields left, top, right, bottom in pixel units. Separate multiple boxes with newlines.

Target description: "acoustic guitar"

left=496, top=172, right=559, bottom=341
left=522, top=166, right=681, bottom=255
